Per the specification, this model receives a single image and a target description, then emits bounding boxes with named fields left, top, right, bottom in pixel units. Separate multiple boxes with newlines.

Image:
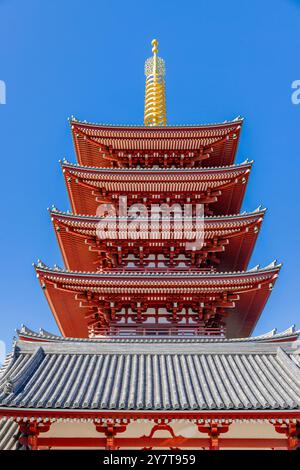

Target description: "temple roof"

left=0, top=336, right=299, bottom=413
left=34, top=262, right=281, bottom=338
left=62, top=161, right=252, bottom=216
left=50, top=207, right=264, bottom=272
left=70, top=118, right=243, bottom=168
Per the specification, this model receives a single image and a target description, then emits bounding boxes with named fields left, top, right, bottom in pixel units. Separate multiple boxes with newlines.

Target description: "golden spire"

left=144, top=39, right=167, bottom=126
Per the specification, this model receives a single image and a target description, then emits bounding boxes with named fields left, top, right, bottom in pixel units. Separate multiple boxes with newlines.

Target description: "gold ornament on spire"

left=144, top=39, right=167, bottom=126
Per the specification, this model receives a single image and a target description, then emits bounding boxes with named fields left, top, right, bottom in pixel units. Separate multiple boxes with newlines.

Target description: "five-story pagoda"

left=0, top=40, right=300, bottom=451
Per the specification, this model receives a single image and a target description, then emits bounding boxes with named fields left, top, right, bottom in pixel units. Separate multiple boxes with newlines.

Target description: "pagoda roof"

left=70, top=118, right=243, bottom=168
left=0, top=335, right=299, bottom=413
left=50, top=207, right=265, bottom=272
left=34, top=262, right=281, bottom=338
left=62, top=160, right=252, bottom=216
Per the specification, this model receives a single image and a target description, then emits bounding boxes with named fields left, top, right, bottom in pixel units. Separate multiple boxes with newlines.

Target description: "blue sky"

left=0, top=0, right=299, bottom=350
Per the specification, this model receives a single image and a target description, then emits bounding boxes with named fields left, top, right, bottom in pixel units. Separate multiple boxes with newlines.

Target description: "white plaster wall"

left=42, top=420, right=283, bottom=445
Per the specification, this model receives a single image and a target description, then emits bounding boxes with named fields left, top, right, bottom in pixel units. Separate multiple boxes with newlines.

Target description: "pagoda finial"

left=152, top=38, right=158, bottom=54
left=144, top=39, right=167, bottom=126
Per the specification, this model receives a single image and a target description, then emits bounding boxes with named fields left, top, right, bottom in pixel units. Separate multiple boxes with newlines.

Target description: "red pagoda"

left=0, top=39, right=300, bottom=451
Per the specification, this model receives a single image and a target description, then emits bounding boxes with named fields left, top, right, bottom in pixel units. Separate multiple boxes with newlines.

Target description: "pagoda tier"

left=50, top=208, right=265, bottom=272
left=62, top=161, right=251, bottom=217
left=35, top=262, right=280, bottom=339
left=71, top=119, right=243, bottom=169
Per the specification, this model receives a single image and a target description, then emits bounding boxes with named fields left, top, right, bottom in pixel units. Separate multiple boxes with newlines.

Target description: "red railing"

left=101, top=267, right=216, bottom=273
left=93, top=326, right=226, bottom=338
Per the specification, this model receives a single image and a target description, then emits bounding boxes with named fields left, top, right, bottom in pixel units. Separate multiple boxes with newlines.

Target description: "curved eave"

left=70, top=117, right=244, bottom=131
left=50, top=206, right=266, bottom=221
left=35, top=262, right=280, bottom=280
left=61, top=159, right=252, bottom=174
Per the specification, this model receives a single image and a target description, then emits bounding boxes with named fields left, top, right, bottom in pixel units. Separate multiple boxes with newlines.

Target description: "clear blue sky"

left=0, top=0, right=299, bottom=350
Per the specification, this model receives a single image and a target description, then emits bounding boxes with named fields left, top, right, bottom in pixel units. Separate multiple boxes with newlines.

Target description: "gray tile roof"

left=0, top=418, right=23, bottom=450
left=0, top=338, right=300, bottom=412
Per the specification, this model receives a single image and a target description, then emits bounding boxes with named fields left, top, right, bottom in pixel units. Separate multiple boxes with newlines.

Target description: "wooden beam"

left=36, top=437, right=288, bottom=450
left=1, top=408, right=300, bottom=421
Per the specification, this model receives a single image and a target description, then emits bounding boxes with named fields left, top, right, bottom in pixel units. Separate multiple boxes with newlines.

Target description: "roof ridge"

left=0, top=338, right=18, bottom=383
left=0, top=347, right=44, bottom=396
left=69, top=117, right=244, bottom=129
left=16, top=325, right=300, bottom=344
left=33, top=260, right=282, bottom=276
left=49, top=207, right=266, bottom=220
left=276, top=347, right=300, bottom=386
left=0, top=353, right=15, bottom=383
left=60, top=159, right=252, bottom=173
